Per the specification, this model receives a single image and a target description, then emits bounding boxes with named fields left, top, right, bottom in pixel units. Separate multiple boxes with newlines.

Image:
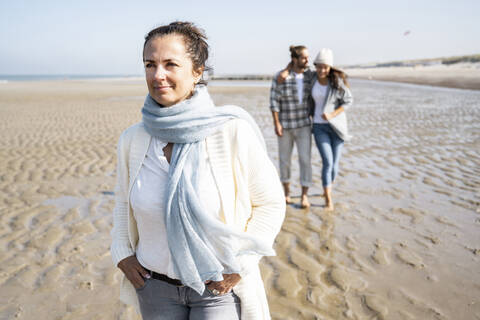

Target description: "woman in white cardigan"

left=110, top=21, right=285, bottom=320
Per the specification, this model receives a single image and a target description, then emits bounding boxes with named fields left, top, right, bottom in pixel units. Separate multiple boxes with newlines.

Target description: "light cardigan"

left=110, top=118, right=286, bottom=319
left=307, top=77, right=353, bottom=141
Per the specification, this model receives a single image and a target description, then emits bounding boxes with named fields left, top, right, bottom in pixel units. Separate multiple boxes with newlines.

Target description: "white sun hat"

left=314, top=48, right=334, bottom=66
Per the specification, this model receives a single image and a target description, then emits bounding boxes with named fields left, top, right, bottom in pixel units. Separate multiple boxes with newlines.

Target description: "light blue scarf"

left=141, top=85, right=274, bottom=294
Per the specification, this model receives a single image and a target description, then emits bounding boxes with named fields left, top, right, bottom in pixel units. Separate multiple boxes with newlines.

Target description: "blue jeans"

left=136, top=278, right=241, bottom=320
left=312, top=123, right=344, bottom=187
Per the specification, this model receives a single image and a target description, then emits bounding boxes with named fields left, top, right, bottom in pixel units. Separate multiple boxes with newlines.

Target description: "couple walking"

left=270, top=46, right=353, bottom=211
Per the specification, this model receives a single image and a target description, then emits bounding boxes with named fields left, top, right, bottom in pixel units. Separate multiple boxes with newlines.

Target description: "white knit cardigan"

left=110, top=119, right=286, bottom=319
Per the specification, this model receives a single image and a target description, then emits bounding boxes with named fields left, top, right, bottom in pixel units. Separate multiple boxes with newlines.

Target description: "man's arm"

left=271, top=111, right=283, bottom=136
left=269, top=77, right=283, bottom=136
left=276, top=62, right=292, bottom=84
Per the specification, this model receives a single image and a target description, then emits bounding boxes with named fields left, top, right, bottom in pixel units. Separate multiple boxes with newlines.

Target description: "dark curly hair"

left=143, top=21, right=210, bottom=85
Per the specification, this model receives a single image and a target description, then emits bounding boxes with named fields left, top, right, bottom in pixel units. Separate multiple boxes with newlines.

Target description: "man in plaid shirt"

left=270, top=45, right=314, bottom=208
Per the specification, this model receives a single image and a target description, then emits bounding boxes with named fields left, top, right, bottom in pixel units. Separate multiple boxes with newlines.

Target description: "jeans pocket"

left=135, top=278, right=150, bottom=292
left=205, top=286, right=216, bottom=296
left=205, top=287, right=235, bottom=297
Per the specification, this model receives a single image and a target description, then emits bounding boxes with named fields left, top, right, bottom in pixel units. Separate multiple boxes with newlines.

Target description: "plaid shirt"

left=270, top=69, right=315, bottom=129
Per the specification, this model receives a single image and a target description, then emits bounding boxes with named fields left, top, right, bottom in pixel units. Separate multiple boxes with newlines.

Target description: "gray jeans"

left=136, top=278, right=241, bottom=320
left=277, top=125, right=312, bottom=187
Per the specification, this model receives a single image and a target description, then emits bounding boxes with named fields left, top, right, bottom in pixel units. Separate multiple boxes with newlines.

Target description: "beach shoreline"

left=2, top=62, right=480, bottom=91
left=344, top=62, right=480, bottom=90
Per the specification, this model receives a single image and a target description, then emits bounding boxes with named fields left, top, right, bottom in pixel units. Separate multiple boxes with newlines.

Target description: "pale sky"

left=1, top=0, right=479, bottom=75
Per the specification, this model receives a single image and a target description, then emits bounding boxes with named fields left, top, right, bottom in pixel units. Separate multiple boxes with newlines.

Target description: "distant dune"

left=210, top=54, right=480, bottom=90
left=210, top=74, right=273, bottom=81
left=341, top=54, right=480, bottom=69
left=344, top=63, right=480, bottom=90
left=340, top=54, right=480, bottom=90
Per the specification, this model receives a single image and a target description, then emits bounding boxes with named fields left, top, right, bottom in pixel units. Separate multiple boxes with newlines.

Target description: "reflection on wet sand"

left=214, top=81, right=480, bottom=319
left=0, top=79, right=478, bottom=319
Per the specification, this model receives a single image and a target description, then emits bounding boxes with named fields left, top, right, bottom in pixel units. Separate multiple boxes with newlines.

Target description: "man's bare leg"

left=301, top=186, right=310, bottom=208
left=283, top=182, right=293, bottom=204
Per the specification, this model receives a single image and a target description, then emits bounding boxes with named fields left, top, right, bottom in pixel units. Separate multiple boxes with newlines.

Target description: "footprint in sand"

left=272, top=260, right=303, bottom=299
left=27, top=226, right=65, bottom=251
left=328, top=266, right=368, bottom=292
left=372, top=239, right=391, bottom=265
left=78, top=280, right=94, bottom=290
left=392, top=207, right=424, bottom=224
left=345, top=236, right=359, bottom=251
left=395, top=244, right=425, bottom=269
left=63, top=207, right=80, bottom=223
left=363, top=294, right=389, bottom=320
left=399, top=288, right=446, bottom=319
left=69, top=220, right=96, bottom=235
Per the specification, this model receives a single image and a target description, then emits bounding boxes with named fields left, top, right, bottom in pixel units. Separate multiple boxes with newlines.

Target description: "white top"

left=111, top=120, right=286, bottom=319
left=130, top=137, right=221, bottom=278
left=294, top=72, right=304, bottom=103
left=312, top=80, right=329, bottom=124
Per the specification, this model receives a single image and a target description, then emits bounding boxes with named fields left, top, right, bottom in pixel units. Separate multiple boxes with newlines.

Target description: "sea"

left=0, top=74, right=273, bottom=88
left=0, top=74, right=143, bottom=82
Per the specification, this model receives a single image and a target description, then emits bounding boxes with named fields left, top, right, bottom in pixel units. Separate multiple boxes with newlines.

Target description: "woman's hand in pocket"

left=117, top=255, right=151, bottom=289
left=206, top=273, right=241, bottom=295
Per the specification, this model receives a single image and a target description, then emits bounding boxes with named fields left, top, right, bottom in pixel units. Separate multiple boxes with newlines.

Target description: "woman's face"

left=315, top=63, right=331, bottom=79
left=143, top=34, right=202, bottom=107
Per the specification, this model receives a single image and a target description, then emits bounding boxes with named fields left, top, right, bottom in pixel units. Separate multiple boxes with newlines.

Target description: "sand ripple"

left=1, top=80, right=479, bottom=319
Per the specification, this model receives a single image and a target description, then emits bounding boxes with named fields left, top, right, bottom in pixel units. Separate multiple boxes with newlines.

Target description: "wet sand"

left=345, top=62, right=480, bottom=90
left=0, top=79, right=479, bottom=319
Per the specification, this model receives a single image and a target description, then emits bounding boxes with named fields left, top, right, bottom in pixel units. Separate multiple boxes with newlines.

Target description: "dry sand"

left=344, top=62, right=480, bottom=90
left=0, top=79, right=479, bottom=320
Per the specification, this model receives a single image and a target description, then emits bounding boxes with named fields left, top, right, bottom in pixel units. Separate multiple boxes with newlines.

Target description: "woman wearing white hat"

left=308, top=48, right=353, bottom=210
